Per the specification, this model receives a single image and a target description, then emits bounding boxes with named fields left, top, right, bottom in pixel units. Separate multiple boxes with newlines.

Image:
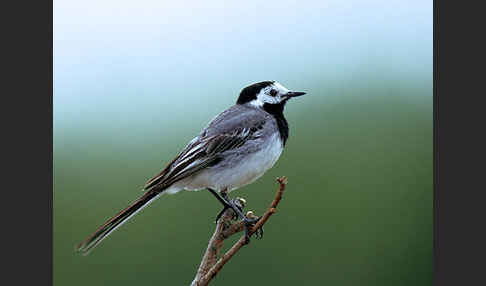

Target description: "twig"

left=191, top=176, right=288, bottom=286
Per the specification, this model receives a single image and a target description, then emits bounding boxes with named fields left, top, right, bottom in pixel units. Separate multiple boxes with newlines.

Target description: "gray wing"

left=143, top=105, right=269, bottom=191
left=202, top=105, right=271, bottom=137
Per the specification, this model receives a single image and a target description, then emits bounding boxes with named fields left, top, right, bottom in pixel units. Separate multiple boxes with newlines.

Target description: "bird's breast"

left=181, top=133, right=284, bottom=192
left=216, top=133, right=283, bottom=190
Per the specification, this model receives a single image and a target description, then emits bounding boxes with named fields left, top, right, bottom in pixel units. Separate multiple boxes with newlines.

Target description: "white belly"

left=179, top=133, right=283, bottom=192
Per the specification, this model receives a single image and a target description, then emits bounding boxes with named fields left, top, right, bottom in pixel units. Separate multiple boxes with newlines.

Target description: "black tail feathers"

left=75, top=191, right=160, bottom=255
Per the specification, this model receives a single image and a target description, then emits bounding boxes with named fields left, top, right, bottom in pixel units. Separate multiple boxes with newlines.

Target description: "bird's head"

left=236, top=81, right=306, bottom=108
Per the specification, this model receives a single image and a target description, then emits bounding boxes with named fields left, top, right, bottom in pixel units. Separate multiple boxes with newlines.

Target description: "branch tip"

left=276, top=176, right=288, bottom=185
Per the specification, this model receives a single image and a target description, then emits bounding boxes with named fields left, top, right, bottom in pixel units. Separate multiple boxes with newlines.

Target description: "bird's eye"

left=269, top=89, right=278, bottom=97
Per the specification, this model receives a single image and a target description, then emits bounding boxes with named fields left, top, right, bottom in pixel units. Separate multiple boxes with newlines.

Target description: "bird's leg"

left=207, top=188, right=263, bottom=244
left=207, top=188, right=232, bottom=222
left=207, top=188, right=243, bottom=221
left=223, top=197, right=257, bottom=244
left=207, top=188, right=230, bottom=208
left=222, top=192, right=246, bottom=221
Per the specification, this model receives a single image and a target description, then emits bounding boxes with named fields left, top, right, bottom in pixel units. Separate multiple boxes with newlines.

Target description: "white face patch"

left=249, top=81, right=290, bottom=107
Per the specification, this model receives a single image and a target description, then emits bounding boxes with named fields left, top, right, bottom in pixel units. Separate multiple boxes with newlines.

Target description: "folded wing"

left=143, top=126, right=263, bottom=192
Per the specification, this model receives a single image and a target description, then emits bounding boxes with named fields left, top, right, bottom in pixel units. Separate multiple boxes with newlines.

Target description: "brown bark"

left=191, top=176, right=288, bottom=286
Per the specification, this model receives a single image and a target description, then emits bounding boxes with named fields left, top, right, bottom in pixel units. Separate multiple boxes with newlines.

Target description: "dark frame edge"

left=49, top=0, right=54, bottom=284
left=433, top=0, right=438, bottom=285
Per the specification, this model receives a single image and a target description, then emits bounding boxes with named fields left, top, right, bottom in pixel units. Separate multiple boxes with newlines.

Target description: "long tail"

left=75, top=190, right=162, bottom=255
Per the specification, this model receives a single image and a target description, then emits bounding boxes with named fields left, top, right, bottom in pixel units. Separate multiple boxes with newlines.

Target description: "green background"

left=54, top=1, right=432, bottom=285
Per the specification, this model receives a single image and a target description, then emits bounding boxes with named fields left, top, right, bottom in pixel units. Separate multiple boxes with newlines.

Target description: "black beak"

left=286, top=91, right=306, bottom=98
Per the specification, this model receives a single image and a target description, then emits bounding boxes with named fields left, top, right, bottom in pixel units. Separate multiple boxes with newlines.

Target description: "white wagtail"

left=76, top=81, right=306, bottom=254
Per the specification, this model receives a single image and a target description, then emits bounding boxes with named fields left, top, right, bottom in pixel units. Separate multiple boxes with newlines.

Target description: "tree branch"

left=191, top=176, right=288, bottom=286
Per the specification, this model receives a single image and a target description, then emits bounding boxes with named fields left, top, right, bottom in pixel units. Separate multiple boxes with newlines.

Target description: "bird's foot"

left=210, top=189, right=263, bottom=244
left=245, top=211, right=264, bottom=239
left=242, top=214, right=264, bottom=244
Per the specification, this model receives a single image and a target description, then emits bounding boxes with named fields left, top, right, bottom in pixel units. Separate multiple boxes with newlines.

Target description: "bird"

left=76, top=81, right=306, bottom=255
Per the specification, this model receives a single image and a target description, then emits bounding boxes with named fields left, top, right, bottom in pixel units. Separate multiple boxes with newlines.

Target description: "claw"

left=246, top=215, right=264, bottom=240
left=255, top=224, right=264, bottom=239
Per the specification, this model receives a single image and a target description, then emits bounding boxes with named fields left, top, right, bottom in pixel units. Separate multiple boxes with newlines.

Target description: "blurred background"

left=54, top=0, right=432, bottom=285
